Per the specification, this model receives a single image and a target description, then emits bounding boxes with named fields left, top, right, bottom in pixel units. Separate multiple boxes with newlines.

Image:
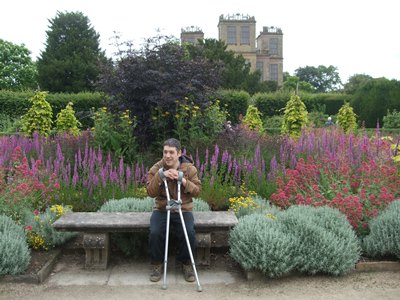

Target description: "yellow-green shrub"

left=21, top=91, right=53, bottom=136
left=55, top=102, right=81, bottom=136
left=337, top=102, right=357, bottom=133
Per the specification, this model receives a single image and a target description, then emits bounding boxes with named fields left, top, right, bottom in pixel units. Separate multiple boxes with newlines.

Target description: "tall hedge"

left=253, top=91, right=348, bottom=118
left=0, top=90, right=107, bottom=128
left=351, top=78, right=400, bottom=128
left=213, top=89, right=250, bottom=125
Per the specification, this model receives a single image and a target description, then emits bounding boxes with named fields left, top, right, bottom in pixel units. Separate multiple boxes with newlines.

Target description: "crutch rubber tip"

left=162, top=285, right=167, bottom=290
left=197, top=286, right=203, bottom=292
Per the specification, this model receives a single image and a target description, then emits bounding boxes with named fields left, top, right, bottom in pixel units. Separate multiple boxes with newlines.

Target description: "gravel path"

left=1, top=270, right=400, bottom=300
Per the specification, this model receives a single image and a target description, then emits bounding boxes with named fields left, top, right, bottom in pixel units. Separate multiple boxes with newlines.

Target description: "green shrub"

left=280, top=206, right=360, bottom=275
left=98, top=197, right=210, bottom=257
left=92, top=107, right=137, bottom=162
left=21, top=91, right=53, bottom=136
left=0, top=214, right=31, bottom=275
left=23, top=205, right=77, bottom=250
left=214, top=89, right=250, bottom=125
left=281, top=94, right=308, bottom=137
left=263, top=115, right=283, bottom=129
left=229, top=205, right=360, bottom=277
left=55, top=102, right=82, bottom=136
left=383, top=109, right=400, bottom=129
left=337, top=102, right=357, bottom=133
left=362, top=200, right=400, bottom=259
left=242, top=105, right=263, bottom=133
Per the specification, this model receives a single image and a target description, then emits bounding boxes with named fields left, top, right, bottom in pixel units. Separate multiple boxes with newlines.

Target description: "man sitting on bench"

left=146, top=138, right=202, bottom=283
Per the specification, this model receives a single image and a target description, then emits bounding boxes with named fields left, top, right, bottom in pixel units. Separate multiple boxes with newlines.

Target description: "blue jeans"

left=149, top=210, right=196, bottom=264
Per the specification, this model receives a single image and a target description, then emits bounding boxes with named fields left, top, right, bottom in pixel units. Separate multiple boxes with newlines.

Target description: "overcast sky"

left=1, top=0, right=399, bottom=83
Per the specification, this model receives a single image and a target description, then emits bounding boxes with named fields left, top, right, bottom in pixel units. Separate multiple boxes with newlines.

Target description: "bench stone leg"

left=196, top=233, right=211, bottom=266
left=83, top=233, right=109, bottom=269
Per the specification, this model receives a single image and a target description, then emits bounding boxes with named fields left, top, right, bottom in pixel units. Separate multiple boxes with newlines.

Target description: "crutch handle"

left=177, top=171, right=184, bottom=183
left=158, top=168, right=166, bottom=180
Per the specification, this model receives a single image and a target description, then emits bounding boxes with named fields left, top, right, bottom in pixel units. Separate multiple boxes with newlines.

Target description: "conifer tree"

left=37, top=11, right=108, bottom=92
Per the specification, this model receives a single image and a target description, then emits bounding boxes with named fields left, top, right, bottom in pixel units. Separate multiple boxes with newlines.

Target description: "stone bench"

left=52, top=211, right=238, bottom=269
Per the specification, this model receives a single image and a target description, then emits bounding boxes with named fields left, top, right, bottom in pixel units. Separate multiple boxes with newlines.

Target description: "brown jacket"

left=146, top=155, right=201, bottom=211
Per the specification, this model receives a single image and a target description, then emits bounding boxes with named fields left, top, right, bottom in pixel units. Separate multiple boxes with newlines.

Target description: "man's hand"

left=163, top=169, right=179, bottom=180
left=163, top=169, right=187, bottom=186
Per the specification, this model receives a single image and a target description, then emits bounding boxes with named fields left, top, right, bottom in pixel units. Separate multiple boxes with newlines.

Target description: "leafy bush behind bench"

left=98, top=197, right=210, bottom=257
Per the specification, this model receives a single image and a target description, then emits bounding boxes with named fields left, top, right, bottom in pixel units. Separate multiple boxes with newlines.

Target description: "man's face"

left=163, top=145, right=181, bottom=168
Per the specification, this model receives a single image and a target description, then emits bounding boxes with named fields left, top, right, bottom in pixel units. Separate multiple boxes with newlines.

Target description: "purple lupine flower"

left=72, top=163, right=79, bottom=188
left=221, top=150, right=229, bottom=165
left=77, top=149, right=82, bottom=168
left=199, top=163, right=205, bottom=179
left=119, top=158, right=124, bottom=179
left=290, top=153, right=297, bottom=169
left=268, top=155, right=278, bottom=181
left=135, top=162, right=141, bottom=184
left=100, top=166, right=107, bottom=188
left=56, top=142, right=64, bottom=162
left=254, top=143, right=260, bottom=167
left=82, top=141, right=89, bottom=167
left=126, top=166, right=132, bottom=187
left=261, top=158, right=265, bottom=175
left=205, top=148, right=209, bottom=169
left=227, top=156, right=233, bottom=175
left=195, top=148, right=200, bottom=169
left=211, top=144, right=219, bottom=169
left=65, top=162, right=71, bottom=186
left=209, top=175, right=214, bottom=187
left=141, top=163, right=146, bottom=184
left=97, top=146, right=102, bottom=163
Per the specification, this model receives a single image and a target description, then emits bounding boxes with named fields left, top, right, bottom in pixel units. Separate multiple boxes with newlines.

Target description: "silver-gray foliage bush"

left=229, top=212, right=295, bottom=277
left=98, top=197, right=210, bottom=257
left=0, top=214, right=31, bottom=275
left=99, top=197, right=155, bottom=212
left=280, top=206, right=360, bottom=275
left=362, top=200, right=400, bottom=259
left=99, top=197, right=210, bottom=212
left=229, top=205, right=360, bottom=278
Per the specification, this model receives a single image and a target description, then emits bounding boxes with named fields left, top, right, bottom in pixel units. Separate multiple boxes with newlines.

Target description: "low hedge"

left=0, top=90, right=107, bottom=128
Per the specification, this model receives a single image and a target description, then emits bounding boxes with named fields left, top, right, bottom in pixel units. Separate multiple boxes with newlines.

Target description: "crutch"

left=159, top=168, right=202, bottom=292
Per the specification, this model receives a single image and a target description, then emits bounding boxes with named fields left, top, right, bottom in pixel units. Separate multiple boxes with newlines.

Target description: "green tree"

left=37, top=11, right=107, bottom=93
left=351, top=78, right=400, bottom=128
left=343, top=74, right=373, bottom=94
left=295, top=65, right=342, bottom=92
left=184, top=38, right=270, bottom=94
left=281, top=94, right=308, bottom=137
left=0, top=39, right=37, bottom=90
left=282, top=73, right=314, bottom=93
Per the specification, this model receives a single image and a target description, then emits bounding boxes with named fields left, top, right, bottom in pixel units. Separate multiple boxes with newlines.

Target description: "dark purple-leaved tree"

left=97, top=35, right=222, bottom=148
